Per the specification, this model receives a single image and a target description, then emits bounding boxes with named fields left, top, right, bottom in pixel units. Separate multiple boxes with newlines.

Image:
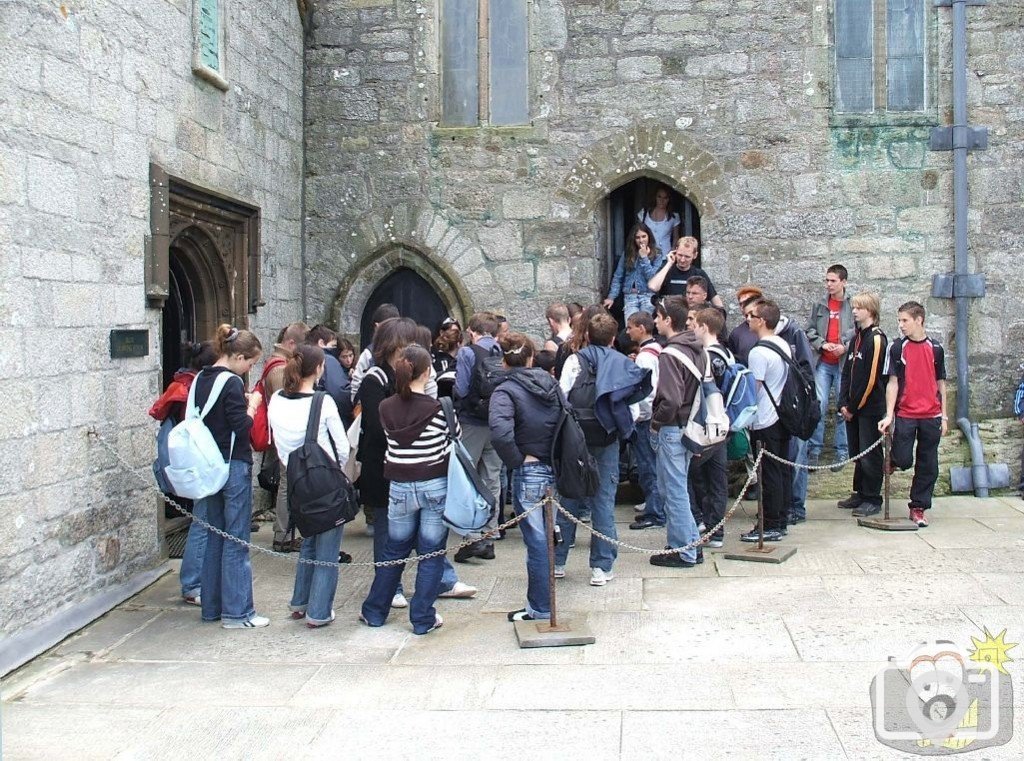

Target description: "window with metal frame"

left=440, top=0, right=529, bottom=126
left=834, top=0, right=927, bottom=114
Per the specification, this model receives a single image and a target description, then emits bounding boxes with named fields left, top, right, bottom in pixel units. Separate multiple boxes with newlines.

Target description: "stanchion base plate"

left=857, top=517, right=919, bottom=531
left=514, top=618, right=596, bottom=648
left=723, top=546, right=798, bottom=564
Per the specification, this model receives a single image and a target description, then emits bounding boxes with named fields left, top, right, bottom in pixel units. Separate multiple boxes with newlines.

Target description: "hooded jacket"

left=148, top=369, right=197, bottom=423
left=652, top=331, right=705, bottom=431
left=839, top=324, right=888, bottom=416
left=577, top=344, right=652, bottom=440
left=489, top=368, right=562, bottom=469
left=378, top=392, right=454, bottom=482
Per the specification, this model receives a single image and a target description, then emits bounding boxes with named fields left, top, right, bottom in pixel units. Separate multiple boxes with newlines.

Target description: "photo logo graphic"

left=870, top=628, right=1016, bottom=755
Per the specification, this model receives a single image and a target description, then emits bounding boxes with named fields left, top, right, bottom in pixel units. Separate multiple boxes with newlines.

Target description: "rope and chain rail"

left=558, top=434, right=887, bottom=555
left=86, top=428, right=541, bottom=570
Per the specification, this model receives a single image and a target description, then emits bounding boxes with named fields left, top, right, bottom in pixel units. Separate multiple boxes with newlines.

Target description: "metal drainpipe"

left=933, top=0, right=990, bottom=496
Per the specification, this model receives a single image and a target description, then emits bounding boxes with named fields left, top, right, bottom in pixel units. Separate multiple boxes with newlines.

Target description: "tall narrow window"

left=833, top=0, right=928, bottom=114
left=887, top=0, right=925, bottom=111
left=835, top=0, right=874, bottom=112
left=440, top=0, right=529, bottom=126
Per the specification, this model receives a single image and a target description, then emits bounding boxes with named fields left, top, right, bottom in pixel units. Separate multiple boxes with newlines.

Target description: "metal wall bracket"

left=932, top=272, right=987, bottom=299
left=929, top=126, right=989, bottom=151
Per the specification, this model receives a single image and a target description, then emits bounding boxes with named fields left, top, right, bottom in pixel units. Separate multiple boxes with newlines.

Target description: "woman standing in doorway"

left=195, top=324, right=268, bottom=628
left=603, top=222, right=663, bottom=319
left=636, top=183, right=680, bottom=262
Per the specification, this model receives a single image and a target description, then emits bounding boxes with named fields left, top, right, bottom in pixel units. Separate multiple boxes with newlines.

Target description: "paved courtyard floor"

left=4, top=495, right=1024, bottom=759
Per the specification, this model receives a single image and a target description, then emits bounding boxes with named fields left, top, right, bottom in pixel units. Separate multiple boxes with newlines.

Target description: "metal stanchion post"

left=725, top=441, right=797, bottom=563
left=512, top=488, right=595, bottom=648
left=858, top=432, right=918, bottom=531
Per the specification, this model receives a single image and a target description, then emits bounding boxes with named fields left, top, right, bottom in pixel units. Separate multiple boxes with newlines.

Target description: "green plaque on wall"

left=198, top=0, right=220, bottom=71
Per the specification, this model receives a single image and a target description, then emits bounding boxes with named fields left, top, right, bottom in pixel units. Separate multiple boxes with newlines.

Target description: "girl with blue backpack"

left=193, top=324, right=268, bottom=629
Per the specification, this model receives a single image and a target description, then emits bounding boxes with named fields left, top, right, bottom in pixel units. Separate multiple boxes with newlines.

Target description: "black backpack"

left=458, top=343, right=505, bottom=418
left=287, top=392, right=359, bottom=537
left=754, top=340, right=821, bottom=441
left=567, top=353, right=616, bottom=447
left=550, top=391, right=599, bottom=499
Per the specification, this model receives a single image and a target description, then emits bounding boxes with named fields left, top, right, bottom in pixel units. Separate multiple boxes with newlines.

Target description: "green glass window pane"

left=835, top=0, right=874, bottom=112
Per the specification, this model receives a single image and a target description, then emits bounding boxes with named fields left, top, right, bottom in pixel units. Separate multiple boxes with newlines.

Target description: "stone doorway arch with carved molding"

left=329, top=243, right=476, bottom=344
left=555, top=125, right=732, bottom=294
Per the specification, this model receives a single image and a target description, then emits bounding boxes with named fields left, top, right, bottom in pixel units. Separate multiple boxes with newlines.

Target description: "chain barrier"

left=86, top=428, right=542, bottom=570
left=760, top=432, right=885, bottom=471
left=555, top=448, right=765, bottom=556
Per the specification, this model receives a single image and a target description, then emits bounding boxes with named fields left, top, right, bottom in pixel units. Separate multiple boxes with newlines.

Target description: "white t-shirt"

left=637, top=209, right=680, bottom=259
left=747, top=336, right=790, bottom=430
left=268, top=391, right=350, bottom=468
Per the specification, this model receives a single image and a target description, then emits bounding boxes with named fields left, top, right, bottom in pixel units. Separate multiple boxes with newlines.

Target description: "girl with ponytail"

left=359, top=344, right=457, bottom=635
left=192, top=324, right=269, bottom=628
left=267, top=344, right=350, bottom=628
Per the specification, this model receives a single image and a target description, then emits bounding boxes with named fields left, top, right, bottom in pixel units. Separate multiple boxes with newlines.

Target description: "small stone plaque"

left=110, top=329, right=149, bottom=359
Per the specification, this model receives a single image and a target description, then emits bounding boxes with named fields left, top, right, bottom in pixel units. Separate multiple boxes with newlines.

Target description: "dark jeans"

left=847, top=411, right=883, bottom=504
left=633, top=420, right=664, bottom=524
left=750, top=421, right=792, bottom=531
left=689, top=443, right=727, bottom=536
left=890, top=416, right=941, bottom=510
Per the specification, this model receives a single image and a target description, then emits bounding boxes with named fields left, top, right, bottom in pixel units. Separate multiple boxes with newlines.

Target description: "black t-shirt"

left=658, top=264, right=717, bottom=299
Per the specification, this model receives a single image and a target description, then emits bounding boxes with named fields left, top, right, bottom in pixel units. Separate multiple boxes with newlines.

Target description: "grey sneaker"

left=852, top=502, right=882, bottom=518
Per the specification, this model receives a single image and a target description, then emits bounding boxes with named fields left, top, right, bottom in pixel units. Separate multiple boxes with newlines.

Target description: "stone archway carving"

left=555, top=125, right=729, bottom=220
left=328, top=202, right=497, bottom=339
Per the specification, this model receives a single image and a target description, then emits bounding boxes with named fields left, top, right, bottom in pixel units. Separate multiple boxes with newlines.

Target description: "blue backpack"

left=708, top=346, right=758, bottom=431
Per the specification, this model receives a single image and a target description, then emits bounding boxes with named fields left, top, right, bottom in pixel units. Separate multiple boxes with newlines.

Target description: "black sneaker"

left=338, top=551, right=352, bottom=564
left=740, top=528, right=785, bottom=543
left=629, top=516, right=662, bottom=530
left=852, top=502, right=882, bottom=518
left=650, top=548, right=703, bottom=568
left=788, top=514, right=806, bottom=525
left=477, top=544, right=496, bottom=560
left=507, top=609, right=535, bottom=622
left=837, top=493, right=862, bottom=509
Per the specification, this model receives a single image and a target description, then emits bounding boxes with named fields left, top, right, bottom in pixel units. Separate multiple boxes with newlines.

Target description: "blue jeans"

left=514, top=462, right=555, bottom=619
left=179, top=499, right=208, bottom=598
left=289, top=525, right=343, bottom=624
left=623, top=293, right=653, bottom=320
left=361, top=477, right=449, bottom=634
left=438, top=557, right=458, bottom=595
left=810, top=361, right=848, bottom=458
left=656, top=426, right=699, bottom=563
left=790, top=436, right=808, bottom=521
left=555, top=442, right=619, bottom=572
left=633, top=420, right=664, bottom=524
left=199, top=461, right=256, bottom=623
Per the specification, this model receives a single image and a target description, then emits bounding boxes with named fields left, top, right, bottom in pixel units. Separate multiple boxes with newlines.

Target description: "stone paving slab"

left=1, top=704, right=166, bottom=760
left=619, top=709, right=847, bottom=759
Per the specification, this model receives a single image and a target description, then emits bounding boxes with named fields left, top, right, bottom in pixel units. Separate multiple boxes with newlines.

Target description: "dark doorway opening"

left=161, top=253, right=198, bottom=389
left=360, top=268, right=448, bottom=348
left=601, top=177, right=702, bottom=322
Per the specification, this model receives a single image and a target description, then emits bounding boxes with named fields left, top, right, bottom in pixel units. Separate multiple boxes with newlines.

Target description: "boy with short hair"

left=626, top=311, right=664, bottom=531
left=879, top=301, right=947, bottom=527
left=691, top=306, right=731, bottom=547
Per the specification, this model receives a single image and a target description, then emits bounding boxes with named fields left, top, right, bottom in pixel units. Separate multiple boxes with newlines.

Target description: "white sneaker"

left=437, top=582, right=477, bottom=599
left=590, top=568, right=614, bottom=586
left=633, top=502, right=646, bottom=513
left=391, top=592, right=409, bottom=609
left=223, top=615, right=270, bottom=629
left=553, top=565, right=566, bottom=578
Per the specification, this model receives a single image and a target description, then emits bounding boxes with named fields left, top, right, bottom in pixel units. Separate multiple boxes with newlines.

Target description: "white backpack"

left=663, top=346, right=730, bottom=454
left=164, top=371, right=238, bottom=499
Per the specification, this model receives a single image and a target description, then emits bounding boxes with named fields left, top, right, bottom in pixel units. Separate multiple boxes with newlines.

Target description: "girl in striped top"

left=359, top=344, right=459, bottom=635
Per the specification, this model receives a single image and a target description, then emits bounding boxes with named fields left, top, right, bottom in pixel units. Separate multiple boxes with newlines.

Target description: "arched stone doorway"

left=330, top=244, right=474, bottom=349
left=160, top=227, right=232, bottom=388
left=360, top=268, right=449, bottom=347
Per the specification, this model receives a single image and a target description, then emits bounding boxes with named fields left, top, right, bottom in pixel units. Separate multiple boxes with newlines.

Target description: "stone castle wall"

left=304, top=0, right=1023, bottom=423
left=0, top=0, right=305, bottom=642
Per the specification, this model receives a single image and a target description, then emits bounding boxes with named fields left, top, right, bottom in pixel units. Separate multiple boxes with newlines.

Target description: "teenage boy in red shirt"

left=878, top=301, right=947, bottom=527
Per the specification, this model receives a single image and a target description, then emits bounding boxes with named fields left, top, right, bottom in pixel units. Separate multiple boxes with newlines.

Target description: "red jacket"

left=148, top=370, right=198, bottom=423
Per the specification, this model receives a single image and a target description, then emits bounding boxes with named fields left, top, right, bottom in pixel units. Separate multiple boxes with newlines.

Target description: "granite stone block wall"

left=0, top=0, right=305, bottom=642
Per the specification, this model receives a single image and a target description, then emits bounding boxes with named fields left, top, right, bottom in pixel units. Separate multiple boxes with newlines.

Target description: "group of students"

left=149, top=244, right=949, bottom=631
